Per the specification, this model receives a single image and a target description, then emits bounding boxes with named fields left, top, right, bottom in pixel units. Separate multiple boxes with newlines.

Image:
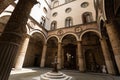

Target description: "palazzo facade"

left=0, top=0, right=120, bottom=80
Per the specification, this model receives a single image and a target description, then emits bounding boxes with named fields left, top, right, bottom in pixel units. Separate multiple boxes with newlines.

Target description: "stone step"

left=40, top=71, right=72, bottom=80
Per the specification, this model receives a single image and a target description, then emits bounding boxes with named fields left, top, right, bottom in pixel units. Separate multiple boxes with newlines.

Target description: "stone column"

left=106, top=22, right=120, bottom=73
left=57, top=42, right=62, bottom=69
left=40, top=43, right=47, bottom=67
left=14, top=34, right=30, bottom=70
left=61, top=48, right=64, bottom=68
left=0, top=0, right=37, bottom=80
left=100, top=38, right=115, bottom=74
left=77, top=41, right=85, bottom=72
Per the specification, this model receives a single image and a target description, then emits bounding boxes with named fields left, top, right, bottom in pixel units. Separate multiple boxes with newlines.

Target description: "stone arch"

left=80, top=29, right=102, bottom=41
left=61, top=33, right=78, bottom=42
left=23, top=32, right=45, bottom=67
left=98, top=16, right=106, bottom=26
left=29, top=30, right=46, bottom=43
left=45, top=36, right=58, bottom=67
left=47, top=35, right=59, bottom=43
left=81, top=30, right=105, bottom=72
left=61, top=33, right=78, bottom=70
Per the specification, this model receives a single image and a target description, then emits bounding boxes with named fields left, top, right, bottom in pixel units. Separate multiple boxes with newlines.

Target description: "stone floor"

left=9, top=68, right=120, bottom=80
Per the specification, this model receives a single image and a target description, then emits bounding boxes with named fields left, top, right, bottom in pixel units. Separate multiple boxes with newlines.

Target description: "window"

left=81, top=2, right=89, bottom=8
left=82, top=12, right=93, bottom=24
left=65, top=17, right=73, bottom=27
left=38, top=2, right=41, bottom=8
left=52, top=12, right=58, bottom=17
left=65, top=8, right=72, bottom=13
left=41, top=16, right=46, bottom=27
left=43, top=7, right=47, bottom=13
left=53, top=1, right=59, bottom=7
left=51, top=21, right=57, bottom=30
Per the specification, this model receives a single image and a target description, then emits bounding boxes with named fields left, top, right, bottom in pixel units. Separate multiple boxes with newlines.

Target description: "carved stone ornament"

left=29, top=21, right=35, bottom=28
left=75, top=27, right=82, bottom=32
left=57, top=30, right=64, bottom=35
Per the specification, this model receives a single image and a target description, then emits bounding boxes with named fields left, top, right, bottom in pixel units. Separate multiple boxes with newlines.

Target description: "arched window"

left=53, top=1, right=59, bottom=8
left=41, top=16, right=46, bottom=27
left=51, top=21, right=57, bottom=30
left=43, top=7, right=47, bottom=13
left=65, top=17, right=73, bottom=27
left=82, top=12, right=93, bottom=24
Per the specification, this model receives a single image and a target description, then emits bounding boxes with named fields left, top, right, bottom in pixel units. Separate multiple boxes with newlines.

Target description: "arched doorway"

left=23, top=33, right=44, bottom=67
left=62, top=34, right=77, bottom=70
left=45, top=37, right=58, bottom=68
left=82, top=32, right=105, bottom=72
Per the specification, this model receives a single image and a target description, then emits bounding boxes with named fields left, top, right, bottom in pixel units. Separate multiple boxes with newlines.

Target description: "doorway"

left=63, top=44, right=77, bottom=69
left=82, top=32, right=105, bottom=73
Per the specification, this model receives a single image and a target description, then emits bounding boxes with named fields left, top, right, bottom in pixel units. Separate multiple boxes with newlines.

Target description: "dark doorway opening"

left=34, top=54, right=40, bottom=67
left=85, top=49, right=102, bottom=72
left=82, top=32, right=105, bottom=73
left=63, top=44, right=77, bottom=70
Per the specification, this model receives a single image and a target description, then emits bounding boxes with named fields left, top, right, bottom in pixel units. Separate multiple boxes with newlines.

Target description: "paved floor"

left=9, top=68, right=120, bottom=80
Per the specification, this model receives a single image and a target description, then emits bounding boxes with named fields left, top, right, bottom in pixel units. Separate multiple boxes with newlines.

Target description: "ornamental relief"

left=75, top=27, right=82, bottom=33
left=28, top=20, right=36, bottom=29
left=57, top=29, right=64, bottom=36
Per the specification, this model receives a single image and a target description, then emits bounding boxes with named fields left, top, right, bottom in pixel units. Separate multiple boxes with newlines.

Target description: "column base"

left=40, top=71, right=72, bottom=80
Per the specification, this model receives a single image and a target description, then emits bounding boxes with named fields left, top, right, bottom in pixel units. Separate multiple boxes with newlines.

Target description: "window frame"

left=65, top=17, right=73, bottom=27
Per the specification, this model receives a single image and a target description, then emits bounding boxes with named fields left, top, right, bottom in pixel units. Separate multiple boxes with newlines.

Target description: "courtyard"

left=9, top=68, right=120, bottom=80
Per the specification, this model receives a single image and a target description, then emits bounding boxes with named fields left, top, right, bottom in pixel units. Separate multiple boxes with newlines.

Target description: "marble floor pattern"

left=9, top=68, right=120, bottom=80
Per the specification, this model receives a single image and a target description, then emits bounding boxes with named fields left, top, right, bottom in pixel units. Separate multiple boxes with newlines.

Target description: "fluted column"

left=100, top=38, right=115, bottom=74
left=0, top=0, right=37, bottom=80
left=77, top=41, right=85, bottom=72
left=57, top=42, right=62, bottom=69
left=106, top=22, right=120, bottom=73
left=40, top=43, right=47, bottom=67
left=14, top=34, right=30, bottom=69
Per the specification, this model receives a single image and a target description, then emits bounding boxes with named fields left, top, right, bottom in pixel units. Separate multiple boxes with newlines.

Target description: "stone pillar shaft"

left=100, top=38, right=115, bottom=74
left=77, top=41, right=85, bottom=72
left=40, top=43, right=47, bottom=67
left=0, top=0, right=37, bottom=80
left=0, top=42, right=19, bottom=80
left=15, top=35, right=30, bottom=69
left=106, top=22, right=120, bottom=73
left=57, top=42, right=62, bottom=69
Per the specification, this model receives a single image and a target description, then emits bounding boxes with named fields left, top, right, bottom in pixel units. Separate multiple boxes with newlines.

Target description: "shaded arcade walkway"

left=9, top=68, right=120, bottom=80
